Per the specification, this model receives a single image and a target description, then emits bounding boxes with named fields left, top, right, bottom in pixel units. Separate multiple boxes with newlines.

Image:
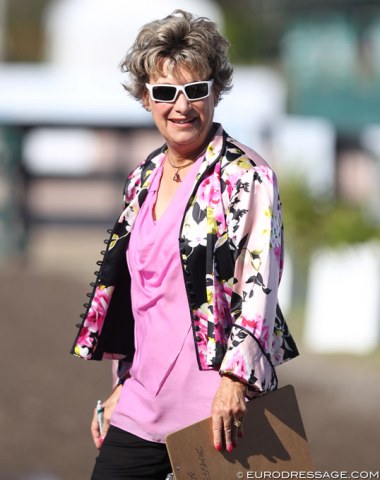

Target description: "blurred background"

left=0, top=0, right=379, bottom=478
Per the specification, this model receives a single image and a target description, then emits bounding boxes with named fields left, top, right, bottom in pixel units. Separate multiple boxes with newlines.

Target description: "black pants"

left=91, top=426, right=172, bottom=480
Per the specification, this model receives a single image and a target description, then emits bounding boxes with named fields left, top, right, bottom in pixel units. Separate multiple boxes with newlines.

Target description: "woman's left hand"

left=211, top=375, right=247, bottom=452
left=91, top=383, right=122, bottom=449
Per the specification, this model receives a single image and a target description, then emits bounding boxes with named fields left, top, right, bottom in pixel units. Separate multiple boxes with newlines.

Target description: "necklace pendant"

left=173, top=171, right=181, bottom=182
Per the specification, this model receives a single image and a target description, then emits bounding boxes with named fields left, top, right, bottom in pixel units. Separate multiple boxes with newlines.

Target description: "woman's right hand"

left=91, top=383, right=123, bottom=449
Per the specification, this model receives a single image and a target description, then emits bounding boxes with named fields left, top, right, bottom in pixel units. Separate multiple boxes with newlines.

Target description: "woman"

left=71, top=9, right=298, bottom=480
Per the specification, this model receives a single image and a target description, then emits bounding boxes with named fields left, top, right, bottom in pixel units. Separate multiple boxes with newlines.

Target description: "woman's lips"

left=170, top=118, right=195, bottom=125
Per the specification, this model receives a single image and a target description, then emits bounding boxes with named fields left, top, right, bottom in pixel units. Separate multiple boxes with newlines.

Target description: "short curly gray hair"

left=120, top=10, right=233, bottom=105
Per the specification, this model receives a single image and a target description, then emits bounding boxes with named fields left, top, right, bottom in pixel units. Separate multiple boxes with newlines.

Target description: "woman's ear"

left=141, top=90, right=150, bottom=111
left=213, top=88, right=220, bottom=106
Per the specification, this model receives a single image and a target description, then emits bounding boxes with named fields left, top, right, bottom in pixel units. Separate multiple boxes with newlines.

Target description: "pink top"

left=111, top=154, right=221, bottom=443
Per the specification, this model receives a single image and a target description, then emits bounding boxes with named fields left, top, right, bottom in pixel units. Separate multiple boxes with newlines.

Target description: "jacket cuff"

left=219, top=325, right=278, bottom=398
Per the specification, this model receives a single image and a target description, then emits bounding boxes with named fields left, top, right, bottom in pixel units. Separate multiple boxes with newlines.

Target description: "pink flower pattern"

left=221, top=347, right=248, bottom=378
left=74, top=285, right=113, bottom=358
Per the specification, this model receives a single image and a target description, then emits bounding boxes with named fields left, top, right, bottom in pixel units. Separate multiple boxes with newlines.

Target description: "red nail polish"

left=238, top=431, right=243, bottom=438
left=232, top=440, right=238, bottom=448
left=227, top=444, right=233, bottom=453
left=215, top=443, right=222, bottom=451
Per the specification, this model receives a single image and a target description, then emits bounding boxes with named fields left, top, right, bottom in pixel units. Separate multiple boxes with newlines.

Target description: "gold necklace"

left=166, top=145, right=208, bottom=183
left=167, top=156, right=196, bottom=182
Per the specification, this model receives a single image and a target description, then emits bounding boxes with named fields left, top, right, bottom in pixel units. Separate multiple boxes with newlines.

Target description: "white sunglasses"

left=145, top=80, right=214, bottom=103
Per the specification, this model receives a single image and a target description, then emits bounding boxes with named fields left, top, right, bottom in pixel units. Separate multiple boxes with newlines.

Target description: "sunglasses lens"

left=185, top=82, right=209, bottom=100
left=152, top=86, right=177, bottom=101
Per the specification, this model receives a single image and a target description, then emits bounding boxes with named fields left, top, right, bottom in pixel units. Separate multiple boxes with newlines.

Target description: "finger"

left=231, top=419, right=239, bottom=448
left=90, top=408, right=102, bottom=450
left=101, top=418, right=109, bottom=441
left=211, top=414, right=223, bottom=451
left=234, top=399, right=247, bottom=442
left=223, top=416, right=233, bottom=452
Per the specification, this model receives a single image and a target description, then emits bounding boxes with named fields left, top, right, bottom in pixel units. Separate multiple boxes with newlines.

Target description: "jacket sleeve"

left=219, top=165, right=283, bottom=396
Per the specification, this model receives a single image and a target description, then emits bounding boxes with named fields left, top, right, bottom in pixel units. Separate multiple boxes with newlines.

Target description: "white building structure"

left=304, top=243, right=380, bottom=354
left=44, top=0, right=223, bottom=73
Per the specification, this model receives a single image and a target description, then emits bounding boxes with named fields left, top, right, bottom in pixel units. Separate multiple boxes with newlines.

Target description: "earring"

left=145, top=106, right=151, bottom=112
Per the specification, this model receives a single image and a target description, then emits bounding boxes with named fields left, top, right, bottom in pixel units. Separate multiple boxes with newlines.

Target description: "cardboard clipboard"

left=166, top=385, right=314, bottom=479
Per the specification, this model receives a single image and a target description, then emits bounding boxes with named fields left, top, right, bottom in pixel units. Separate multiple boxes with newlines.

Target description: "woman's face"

left=143, top=60, right=216, bottom=158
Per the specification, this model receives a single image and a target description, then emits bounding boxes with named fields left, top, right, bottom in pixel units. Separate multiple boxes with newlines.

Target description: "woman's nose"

left=174, top=92, right=191, bottom=112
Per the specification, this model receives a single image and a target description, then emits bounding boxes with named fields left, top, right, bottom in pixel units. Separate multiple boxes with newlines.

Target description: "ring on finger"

left=233, top=419, right=242, bottom=428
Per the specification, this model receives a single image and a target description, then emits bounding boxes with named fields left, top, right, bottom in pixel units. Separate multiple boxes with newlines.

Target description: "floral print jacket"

left=71, top=123, right=298, bottom=396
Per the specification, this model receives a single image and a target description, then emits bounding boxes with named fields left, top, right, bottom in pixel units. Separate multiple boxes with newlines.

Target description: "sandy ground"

left=0, top=252, right=379, bottom=479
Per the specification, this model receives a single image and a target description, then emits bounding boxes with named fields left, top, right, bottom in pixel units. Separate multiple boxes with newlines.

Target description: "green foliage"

left=280, top=180, right=380, bottom=264
left=218, top=2, right=285, bottom=64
